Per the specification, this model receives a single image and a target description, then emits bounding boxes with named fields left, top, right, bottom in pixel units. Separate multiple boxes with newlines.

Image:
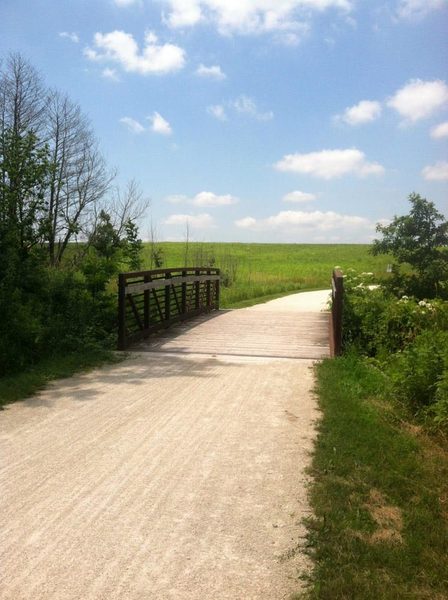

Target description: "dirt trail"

left=0, top=291, right=330, bottom=600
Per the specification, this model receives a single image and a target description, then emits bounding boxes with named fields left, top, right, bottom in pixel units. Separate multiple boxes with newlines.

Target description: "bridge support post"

left=181, top=269, right=187, bottom=316
left=331, top=269, right=343, bottom=356
left=206, top=269, right=211, bottom=309
left=195, top=269, right=200, bottom=309
left=215, top=271, right=220, bottom=309
left=165, top=271, right=171, bottom=322
left=118, top=274, right=126, bottom=350
left=144, top=274, right=150, bottom=332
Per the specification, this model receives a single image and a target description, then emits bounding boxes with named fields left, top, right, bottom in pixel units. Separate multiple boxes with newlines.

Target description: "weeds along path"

left=0, top=290, right=330, bottom=600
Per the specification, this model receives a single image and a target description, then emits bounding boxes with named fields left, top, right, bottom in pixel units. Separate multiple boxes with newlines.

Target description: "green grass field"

left=141, top=242, right=391, bottom=307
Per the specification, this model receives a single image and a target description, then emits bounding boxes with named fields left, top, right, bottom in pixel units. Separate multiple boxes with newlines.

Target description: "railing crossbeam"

left=118, top=267, right=220, bottom=350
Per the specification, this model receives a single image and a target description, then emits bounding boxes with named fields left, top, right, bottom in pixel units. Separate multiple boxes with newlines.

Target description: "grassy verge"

left=140, top=242, right=391, bottom=307
left=301, top=354, right=448, bottom=599
left=0, top=350, right=121, bottom=408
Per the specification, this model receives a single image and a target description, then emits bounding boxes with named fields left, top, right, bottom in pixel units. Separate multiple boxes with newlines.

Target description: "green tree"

left=0, top=53, right=149, bottom=375
left=372, top=193, right=448, bottom=298
left=0, top=129, right=51, bottom=258
left=81, top=210, right=122, bottom=297
left=0, top=129, right=52, bottom=374
left=122, top=219, right=143, bottom=271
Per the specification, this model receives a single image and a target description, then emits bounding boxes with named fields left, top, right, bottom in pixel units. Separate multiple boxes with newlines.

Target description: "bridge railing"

left=118, top=267, right=220, bottom=350
left=330, top=269, right=343, bottom=357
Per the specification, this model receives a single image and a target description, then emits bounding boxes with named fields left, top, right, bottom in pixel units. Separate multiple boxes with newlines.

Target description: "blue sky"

left=1, top=0, right=447, bottom=242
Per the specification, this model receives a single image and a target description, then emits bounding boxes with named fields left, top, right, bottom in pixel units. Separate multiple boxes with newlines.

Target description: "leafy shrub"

left=342, top=270, right=448, bottom=357
left=0, top=251, right=49, bottom=375
left=44, top=268, right=116, bottom=354
left=0, top=286, right=44, bottom=375
left=342, top=271, right=390, bottom=355
left=0, top=263, right=117, bottom=377
left=372, top=193, right=448, bottom=300
left=433, top=369, right=448, bottom=426
left=341, top=269, right=448, bottom=429
left=387, top=330, right=448, bottom=416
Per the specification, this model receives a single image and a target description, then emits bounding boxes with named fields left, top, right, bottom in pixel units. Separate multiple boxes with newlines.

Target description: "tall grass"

left=141, top=243, right=391, bottom=307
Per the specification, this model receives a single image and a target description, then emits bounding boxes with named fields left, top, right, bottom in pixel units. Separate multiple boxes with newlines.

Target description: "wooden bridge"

left=118, top=267, right=343, bottom=358
left=0, top=270, right=344, bottom=600
left=133, top=295, right=330, bottom=360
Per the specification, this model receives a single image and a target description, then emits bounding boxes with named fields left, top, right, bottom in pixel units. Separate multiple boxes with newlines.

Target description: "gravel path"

left=0, top=290, right=330, bottom=600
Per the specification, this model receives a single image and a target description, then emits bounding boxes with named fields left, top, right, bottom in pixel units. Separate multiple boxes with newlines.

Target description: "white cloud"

left=336, top=100, right=382, bottom=125
left=149, top=112, right=172, bottom=135
left=276, top=32, right=301, bottom=46
left=282, top=190, right=317, bottom=203
left=275, top=148, right=384, bottom=179
left=166, top=194, right=189, bottom=204
left=232, top=95, right=274, bottom=121
left=102, top=67, right=120, bottom=81
left=431, top=121, right=448, bottom=139
left=235, top=209, right=375, bottom=241
left=84, top=30, right=186, bottom=75
left=164, top=0, right=203, bottom=27
left=163, top=0, right=352, bottom=36
left=192, top=191, right=238, bottom=206
left=120, top=113, right=173, bottom=135
left=396, top=0, right=446, bottom=20
left=196, top=64, right=226, bottom=80
left=208, top=96, right=273, bottom=121
left=422, top=161, right=448, bottom=181
left=59, top=32, right=79, bottom=43
left=275, top=22, right=310, bottom=45
left=235, top=217, right=258, bottom=228
left=165, top=191, right=238, bottom=206
left=114, top=0, right=140, bottom=6
left=387, top=79, right=448, bottom=123
left=207, top=104, right=227, bottom=120
left=164, top=213, right=216, bottom=228
left=345, top=14, right=357, bottom=27
left=120, top=116, right=145, bottom=134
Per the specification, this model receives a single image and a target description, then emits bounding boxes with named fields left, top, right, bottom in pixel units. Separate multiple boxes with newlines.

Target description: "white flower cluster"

left=418, top=300, right=435, bottom=313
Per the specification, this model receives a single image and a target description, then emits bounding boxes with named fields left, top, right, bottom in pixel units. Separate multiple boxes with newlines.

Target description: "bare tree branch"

left=107, top=179, right=150, bottom=237
left=44, top=89, right=115, bottom=264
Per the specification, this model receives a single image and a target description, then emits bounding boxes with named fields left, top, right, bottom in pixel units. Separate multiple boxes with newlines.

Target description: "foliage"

left=0, top=256, right=119, bottom=377
left=90, top=210, right=122, bottom=259
left=372, top=193, right=448, bottom=299
left=341, top=270, right=448, bottom=428
left=342, top=270, right=448, bottom=356
left=122, top=219, right=143, bottom=271
left=150, top=246, right=164, bottom=268
left=0, top=129, right=52, bottom=256
left=0, top=54, right=145, bottom=377
left=434, top=369, right=448, bottom=426
left=388, top=330, right=448, bottom=417
left=44, top=268, right=116, bottom=352
left=0, top=128, right=53, bottom=374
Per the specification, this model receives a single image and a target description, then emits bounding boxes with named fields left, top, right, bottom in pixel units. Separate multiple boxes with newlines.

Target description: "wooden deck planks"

left=134, top=302, right=330, bottom=360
